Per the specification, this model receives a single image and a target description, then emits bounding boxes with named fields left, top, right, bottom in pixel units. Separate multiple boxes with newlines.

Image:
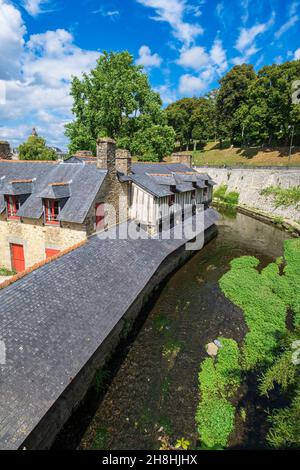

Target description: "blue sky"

left=0, top=0, right=299, bottom=149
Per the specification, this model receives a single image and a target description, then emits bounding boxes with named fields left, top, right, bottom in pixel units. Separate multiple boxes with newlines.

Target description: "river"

left=55, top=209, right=291, bottom=450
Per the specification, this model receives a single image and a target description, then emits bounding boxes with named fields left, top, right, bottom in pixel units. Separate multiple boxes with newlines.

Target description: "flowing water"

left=70, top=211, right=291, bottom=450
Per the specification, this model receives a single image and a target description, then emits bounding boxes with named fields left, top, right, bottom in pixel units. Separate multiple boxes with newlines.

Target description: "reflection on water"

left=80, top=211, right=290, bottom=450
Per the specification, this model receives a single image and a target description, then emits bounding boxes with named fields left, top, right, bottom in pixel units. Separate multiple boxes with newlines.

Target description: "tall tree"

left=18, top=133, right=56, bottom=161
left=65, top=51, right=175, bottom=161
left=216, top=64, right=256, bottom=145
left=165, top=98, right=199, bottom=150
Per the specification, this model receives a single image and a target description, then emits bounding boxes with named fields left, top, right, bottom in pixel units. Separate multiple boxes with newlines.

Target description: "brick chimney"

left=171, top=153, right=192, bottom=168
left=0, top=141, right=12, bottom=160
left=96, top=137, right=117, bottom=173
left=116, top=149, right=132, bottom=175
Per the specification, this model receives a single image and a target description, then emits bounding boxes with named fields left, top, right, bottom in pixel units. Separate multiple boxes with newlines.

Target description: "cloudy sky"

left=0, top=0, right=299, bottom=150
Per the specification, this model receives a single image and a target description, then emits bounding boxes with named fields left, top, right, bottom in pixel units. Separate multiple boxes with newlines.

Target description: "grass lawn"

left=191, top=142, right=300, bottom=167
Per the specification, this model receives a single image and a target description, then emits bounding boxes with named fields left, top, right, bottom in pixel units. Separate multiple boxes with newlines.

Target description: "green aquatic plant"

left=196, top=338, right=241, bottom=449
left=92, top=427, right=108, bottom=450
left=219, top=255, right=287, bottom=369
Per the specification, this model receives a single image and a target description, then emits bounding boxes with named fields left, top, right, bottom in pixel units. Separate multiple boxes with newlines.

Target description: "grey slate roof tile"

left=0, top=161, right=107, bottom=224
left=0, top=208, right=219, bottom=450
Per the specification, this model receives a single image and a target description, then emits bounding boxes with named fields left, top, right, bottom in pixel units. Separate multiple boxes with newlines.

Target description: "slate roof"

left=0, top=161, right=107, bottom=224
left=0, top=208, right=219, bottom=449
left=130, top=163, right=213, bottom=197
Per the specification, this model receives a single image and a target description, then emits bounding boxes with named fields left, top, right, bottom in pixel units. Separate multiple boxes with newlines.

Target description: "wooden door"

left=95, top=203, right=105, bottom=232
left=11, top=243, right=25, bottom=272
left=45, top=248, right=60, bottom=259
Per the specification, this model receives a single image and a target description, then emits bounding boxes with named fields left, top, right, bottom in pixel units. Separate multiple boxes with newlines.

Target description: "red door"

left=10, top=243, right=25, bottom=272
left=95, top=203, right=105, bottom=232
left=45, top=248, right=60, bottom=259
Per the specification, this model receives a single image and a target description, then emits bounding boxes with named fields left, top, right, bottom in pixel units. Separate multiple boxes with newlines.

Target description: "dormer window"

left=6, top=195, right=20, bottom=220
left=44, top=199, right=60, bottom=225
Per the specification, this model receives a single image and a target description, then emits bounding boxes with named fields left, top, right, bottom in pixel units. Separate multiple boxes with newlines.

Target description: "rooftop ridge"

left=0, top=240, right=87, bottom=291
left=0, top=159, right=58, bottom=164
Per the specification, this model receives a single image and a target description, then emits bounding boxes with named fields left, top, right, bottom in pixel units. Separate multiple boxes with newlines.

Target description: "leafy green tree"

left=216, top=64, right=256, bottom=145
left=18, top=135, right=56, bottom=161
left=191, top=95, right=216, bottom=145
left=65, top=51, right=175, bottom=160
left=165, top=98, right=199, bottom=150
left=242, top=61, right=300, bottom=146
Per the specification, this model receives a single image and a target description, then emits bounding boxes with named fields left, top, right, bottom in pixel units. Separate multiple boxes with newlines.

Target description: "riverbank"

left=73, top=211, right=290, bottom=450
left=196, top=166, right=300, bottom=225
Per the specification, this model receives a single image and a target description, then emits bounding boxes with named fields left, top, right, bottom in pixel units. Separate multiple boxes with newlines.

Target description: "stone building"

left=0, top=137, right=214, bottom=272
left=0, top=138, right=130, bottom=272
left=0, top=141, right=12, bottom=160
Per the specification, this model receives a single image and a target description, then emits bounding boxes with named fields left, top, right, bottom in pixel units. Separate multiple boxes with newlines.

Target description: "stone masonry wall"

left=196, top=166, right=300, bottom=221
left=0, top=215, right=86, bottom=270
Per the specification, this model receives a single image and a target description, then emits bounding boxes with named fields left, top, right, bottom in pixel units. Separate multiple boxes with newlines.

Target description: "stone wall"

left=96, top=138, right=129, bottom=228
left=0, top=142, right=12, bottom=160
left=196, top=166, right=300, bottom=221
left=0, top=215, right=86, bottom=270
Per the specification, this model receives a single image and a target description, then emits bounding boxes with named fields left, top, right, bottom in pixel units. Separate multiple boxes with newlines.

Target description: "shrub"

left=213, top=184, right=239, bottom=206
left=261, top=186, right=300, bottom=207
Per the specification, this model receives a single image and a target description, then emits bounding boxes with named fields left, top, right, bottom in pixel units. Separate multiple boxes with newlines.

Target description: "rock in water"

left=206, top=342, right=219, bottom=357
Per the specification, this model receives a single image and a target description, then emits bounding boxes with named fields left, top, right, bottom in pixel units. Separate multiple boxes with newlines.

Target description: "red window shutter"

left=11, top=243, right=25, bottom=272
left=45, top=248, right=60, bottom=259
left=96, top=202, right=105, bottom=231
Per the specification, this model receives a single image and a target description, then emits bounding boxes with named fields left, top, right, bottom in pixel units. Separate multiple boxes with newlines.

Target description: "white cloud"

left=275, top=15, right=299, bottom=38
left=177, top=38, right=228, bottom=96
left=233, top=13, right=275, bottom=64
left=0, top=0, right=26, bottom=80
left=23, top=0, right=49, bottom=16
left=294, top=48, right=300, bottom=60
left=289, top=1, right=299, bottom=16
left=136, top=0, right=203, bottom=46
left=177, top=46, right=209, bottom=70
left=179, top=74, right=205, bottom=95
left=210, top=38, right=228, bottom=73
left=92, top=7, right=120, bottom=19
left=136, top=45, right=162, bottom=68
left=0, top=2, right=99, bottom=148
left=155, top=84, right=177, bottom=104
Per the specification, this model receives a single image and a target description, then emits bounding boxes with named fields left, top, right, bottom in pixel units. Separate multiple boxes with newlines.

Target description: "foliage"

left=0, top=267, right=15, bottom=276
left=267, top=389, right=300, bottom=448
left=196, top=397, right=235, bottom=449
left=165, top=93, right=216, bottom=150
left=169, top=60, right=300, bottom=150
left=92, top=427, right=108, bottom=450
left=65, top=51, right=175, bottom=160
left=214, top=184, right=239, bottom=206
left=196, top=338, right=241, bottom=448
left=259, top=329, right=300, bottom=396
left=257, top=328, right=300, bottom=448
left=261, top=185, right=300, bottom=207
left=18, top=135, right=56, bottom=161
left=216, top=64, right=256, bottom=145
left=175, top=438, right=191, bottom=450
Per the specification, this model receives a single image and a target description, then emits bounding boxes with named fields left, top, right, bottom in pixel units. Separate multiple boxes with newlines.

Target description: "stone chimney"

left=96, top=137, right=117, bottom=172
left=171, top=153, right=192, bottom=168
left=0, top=141, right=12, bottom=160
left=116, top=149, right=132, bottom=175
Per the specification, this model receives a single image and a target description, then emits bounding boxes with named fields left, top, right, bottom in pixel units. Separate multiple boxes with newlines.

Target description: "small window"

left=191, top=190, right=196, bottom=199
left=168, top=194, right=175, bottom=207
left=44, top=199, right=60, bottom=225
left=6, top=195, right=20, bottom=220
